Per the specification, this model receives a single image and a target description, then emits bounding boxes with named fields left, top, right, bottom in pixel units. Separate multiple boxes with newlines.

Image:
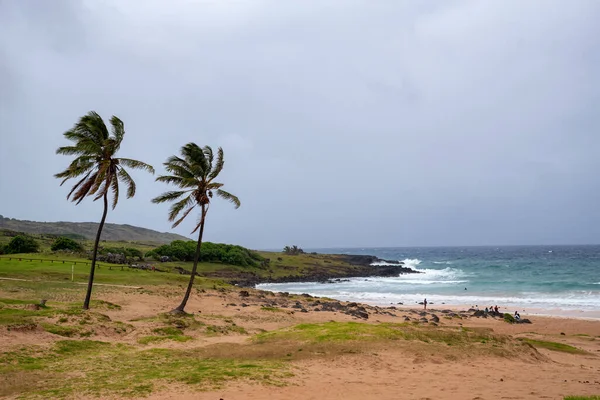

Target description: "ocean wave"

left=255, top=285, right=600, bottom=311
left=402, top=258, right=422, bottom=269
left=433, top=261, right=453, bottom=265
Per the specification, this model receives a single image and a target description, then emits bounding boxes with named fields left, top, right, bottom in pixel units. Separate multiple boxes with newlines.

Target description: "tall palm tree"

left=152, top=142, right=240, bottom=313
left=55, top=111, right=154, bottom=309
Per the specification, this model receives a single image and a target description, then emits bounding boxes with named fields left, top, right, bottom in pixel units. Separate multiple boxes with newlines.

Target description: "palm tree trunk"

left=83, top=191, right=109, bottom=310
left=173, top=205, right=206, bottom=313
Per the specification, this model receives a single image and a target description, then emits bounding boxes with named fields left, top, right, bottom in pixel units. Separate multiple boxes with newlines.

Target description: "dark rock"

left=239, top=290, right=250, bottom=297
left=430, top=314, right=440, bottom=323
left=419, top=317, right=428, bottom=323
left=516, top=318, right=532, bottom=324
left=346, top=308, right=368, bottom=319
left=300, top=308, right=308, bottom=313
left=241, top=303, right=249, bottom=307
left=301, top=293, right=312, bottom=298
left=404, top=316, right=411, bottom=321
left=320, top=302, right=345, bottom=312
left=347, top=302, right=358, bottom=307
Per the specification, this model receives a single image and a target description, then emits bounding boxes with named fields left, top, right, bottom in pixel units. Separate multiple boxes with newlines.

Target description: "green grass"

left=254, top=321, right=504, bottom=346
left=564, top=396, right=600, bottom=400
left=520, top=338, right=586, bottom=354
left=0, top=340, right=289, bottom=398
left=261, top=306, right=284, bottom=312
left=137, top=335, right=193, bottom=344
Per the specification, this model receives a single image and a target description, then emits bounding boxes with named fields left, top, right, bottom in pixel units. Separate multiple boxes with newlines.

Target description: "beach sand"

left=2, top=286, right=599, bottom=400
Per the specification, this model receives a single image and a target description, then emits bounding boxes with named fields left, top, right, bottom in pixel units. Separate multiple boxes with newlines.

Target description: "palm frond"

left=203, top=145, right=214, bottom=171
left=181, top=143, right=208, bottom=177
left=76, top=111, right=109, bottom=142
left=216, top=189, right=241, bottom=209
left=110, top=175, right=120, bottom=209
left=110, top=115, right=125, bottom=149
left=168, top=194, right=195, bottom=222
left=89, top=161, right=111, bottom=196
left=207, top=182, right=224, bottom=190
left=118, top=158, right=155, bottom=174
left=171, top=205, right=196, bottom=229
left=92, top=177, right=111, bottom=202
left=66, top=171, right=93, bottom=199
left=208, top=147, right=224, bottom=181
left=117, top=167, right=136, bottom=198
left=72, top=174, right=97, bottom=203
left=156, top=175, right=187, bottom=186
left=151, top=190, right=188, bottom=204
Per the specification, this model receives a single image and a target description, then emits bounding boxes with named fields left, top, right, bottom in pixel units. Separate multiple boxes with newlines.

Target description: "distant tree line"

left=283, top=245, right=304, bottom=255
left=146, top=240, right=265, bottom=267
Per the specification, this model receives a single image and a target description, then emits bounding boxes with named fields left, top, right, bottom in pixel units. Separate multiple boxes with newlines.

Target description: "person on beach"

left=423, top=298, right=427, bottom=310
left=494, top=305, right=499, bottom=314
left=514, top=311, right=520, bottom=321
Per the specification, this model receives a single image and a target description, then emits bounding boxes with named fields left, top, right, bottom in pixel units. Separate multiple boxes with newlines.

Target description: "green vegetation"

left=564, top=396, right=600, bottom=400
left=54, top=111, right=155, bottom=309
left=4, top=235, right=39, bottom=254
left=503, top=313, right=516, bottom=323
left=51, top=236, right=84, bottom=252
left=0, top=341, right=288, bottom=398
left=152, top=143, right=240, bottom=313
left=137, top=334, right=193, bottom=344
left=519, top=338, right=586, bottom=354
left=147, top=240, right=265, bottom=267
left=255, top=322, right=504, bottom=347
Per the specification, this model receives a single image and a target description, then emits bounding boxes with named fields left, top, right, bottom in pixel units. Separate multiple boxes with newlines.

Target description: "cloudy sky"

left=1, top=0, right=600, bottom=249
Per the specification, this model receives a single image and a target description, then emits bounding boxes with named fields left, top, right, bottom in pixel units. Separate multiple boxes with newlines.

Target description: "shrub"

left=148, top=240, right=264, bottom=267
left=4, top=235, right=39, bottom=254
left=51, top=237, right=84, bottom=252
left=503, top=313, right=515, bottom=323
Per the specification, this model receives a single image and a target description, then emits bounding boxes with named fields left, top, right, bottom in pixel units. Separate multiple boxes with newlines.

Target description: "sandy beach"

left=2, top=285, right=599, bottom=400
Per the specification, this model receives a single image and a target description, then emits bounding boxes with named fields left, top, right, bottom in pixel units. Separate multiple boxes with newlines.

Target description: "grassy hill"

left=0, top=215, right=188, bottom=244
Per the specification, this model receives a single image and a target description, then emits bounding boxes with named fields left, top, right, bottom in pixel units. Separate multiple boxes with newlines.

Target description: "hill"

left=0, top=215, right=189, bottom=244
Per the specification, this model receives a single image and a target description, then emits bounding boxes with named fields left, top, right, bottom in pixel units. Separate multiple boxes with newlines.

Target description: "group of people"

left=422, top=300, right=522, bottom=321
left=484, top=305, right=500, bottom=314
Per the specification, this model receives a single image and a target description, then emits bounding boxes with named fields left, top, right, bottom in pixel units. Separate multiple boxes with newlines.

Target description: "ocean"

left=256, top=245, right=600, bottom=319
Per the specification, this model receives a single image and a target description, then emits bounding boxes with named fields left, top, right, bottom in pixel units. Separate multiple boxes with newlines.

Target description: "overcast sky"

left=1, top=0, right=600, bottom=249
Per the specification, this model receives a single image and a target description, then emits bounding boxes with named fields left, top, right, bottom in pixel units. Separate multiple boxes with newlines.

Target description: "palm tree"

left=55, top=111, right=154, bottom=310
left=152, top=143, right=240, bottom=313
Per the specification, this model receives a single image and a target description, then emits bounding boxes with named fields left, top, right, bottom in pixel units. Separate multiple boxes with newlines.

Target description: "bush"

left=99, top=246, right=144, bottom=260
left=148, top=240, right=264, bottom=267
left=4, top=235, right=39, bottom=254
left=503, top=313, right=515, bottom=323
left=51, top=237, right=84, bottom=252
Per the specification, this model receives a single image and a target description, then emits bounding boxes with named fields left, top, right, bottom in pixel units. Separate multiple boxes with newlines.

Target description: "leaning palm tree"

left=55, top=111, right=154, bottom=309
left=152, top=143, right=240, bottom=313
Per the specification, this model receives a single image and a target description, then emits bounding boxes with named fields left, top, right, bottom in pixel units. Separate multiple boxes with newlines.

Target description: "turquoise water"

left=257, top=246, right=600, bottom=317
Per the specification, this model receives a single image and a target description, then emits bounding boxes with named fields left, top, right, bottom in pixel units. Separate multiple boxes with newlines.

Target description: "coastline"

left=255, top=283, right=600, bottom=320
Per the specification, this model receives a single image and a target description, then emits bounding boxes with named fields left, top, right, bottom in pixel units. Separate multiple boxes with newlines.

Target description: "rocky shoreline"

left=231, top=254, right=420, bottom=287
left=165, top=253, right=421, bottom=287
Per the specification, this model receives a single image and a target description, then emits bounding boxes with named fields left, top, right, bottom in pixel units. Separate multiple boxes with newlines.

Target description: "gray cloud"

left=1, top=0, right=600, bottom=248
